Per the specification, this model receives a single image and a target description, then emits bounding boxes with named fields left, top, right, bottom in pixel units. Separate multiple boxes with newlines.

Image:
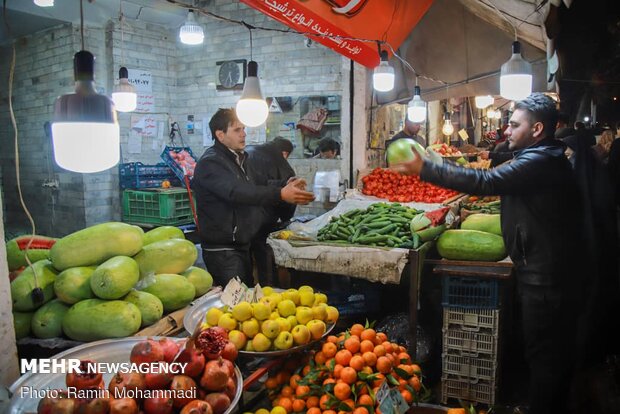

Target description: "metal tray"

left=184, top=290, right=336, bottom=357
left=8, top=337, right=243, bottom=414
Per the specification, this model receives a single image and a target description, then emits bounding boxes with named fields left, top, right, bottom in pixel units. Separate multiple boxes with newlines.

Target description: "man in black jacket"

left=394, top=93, right=584, bottom=414
left=246, top=137, right=297, bottom=285
left=192, top=109, right=314, bottom=287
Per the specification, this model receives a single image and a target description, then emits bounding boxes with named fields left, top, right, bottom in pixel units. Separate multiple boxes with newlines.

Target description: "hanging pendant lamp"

left=475, top=95, right=494, bottom=109
left=500, top=41, right=532, bottom=101
left=34, top=0, right=54, bottom=6
left=236, top=61, right=269, bottom=127
left=442, top=112, right=454, bottom=136
left=407, top=85, right=426, bottom=123
left=179, top=10, right=204, bottom=45
left=373, top=50, right=394, bottom=92
left=112, top=66, right=137, bottom=112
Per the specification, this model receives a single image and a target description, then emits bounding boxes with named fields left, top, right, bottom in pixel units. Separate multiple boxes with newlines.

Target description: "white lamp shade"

left=180, top=11, right=204, bottom=45
left=373, top=62, right=395, bottom=92
left=407, top=96, right=426, bottom=123
left=475, top=95, right=494, bottom=109
left=52, top=122, right=120, bottom=173
left=34, top=0, right=54, bottom=6
left=112, top=77, right=137, bottom=112
left=500, top=41, right=533, bottom=101
left=236, top=98, right=269, bottom=127
left=487, top=109, right=496, bottom=119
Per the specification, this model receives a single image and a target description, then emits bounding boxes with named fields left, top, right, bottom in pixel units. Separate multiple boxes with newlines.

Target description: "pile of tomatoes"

left=361, top=168, right=459, bottom=204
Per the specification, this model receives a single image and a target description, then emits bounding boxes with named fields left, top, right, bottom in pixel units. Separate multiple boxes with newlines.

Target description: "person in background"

left=314, top=138, right=340, bottom=159
left=192, top=109, right=315, bottom=287
left=592, top=129, right=615, bottom=163
left=246, top=137, right=297, bottom=286
left=554, top=112, right=575, bottom=139
left=392, top=93, right=584, bottom=414
left=385, top=117, right=425, bottom=150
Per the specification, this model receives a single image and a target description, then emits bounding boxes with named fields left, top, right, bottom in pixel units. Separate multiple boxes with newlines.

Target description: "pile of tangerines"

left=257, top=323, right=428, bottom=414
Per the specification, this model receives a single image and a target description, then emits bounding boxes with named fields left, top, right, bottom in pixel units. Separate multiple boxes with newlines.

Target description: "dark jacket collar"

left=514, top=137, right=566, bottom=157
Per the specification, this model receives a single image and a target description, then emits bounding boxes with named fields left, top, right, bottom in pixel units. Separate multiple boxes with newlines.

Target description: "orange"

left=360, top=340, right=375, bottom=354
left=289, top=374, right=301, bottom=389
left=277, top=371, right=291, bottom=385
left=281, top=385, right=294, bottom=398
left=325, top=358, right=335, bottom=369
left=382, top=342, right=394, bottom=354
left=319, top=395, right=330, bottom=410
left=397, top=378, right=407, bottom=389
left=323, top=342, right=338, bottom=358
left=357, top=394, right=374, bottom=407
left=386, top=353, right=396, bottom=366
left=278, top=397, right=293, bottom=413
left=400, top=390, right=413, bottom=404
left=315, top=351, right=327, bottom=365
left=349, top=355, right=365, bottom=371
left=355, top=381, right=369, bottom=395
left=362, top=351, right=377, bottom=367
left=409, top=376, right=421, bottom=392
left=265, top=377, right=279, bottom=389
left=398, top=345, right=407, bottom=353
left=360, top=329, right=376, bottom=342
left=323, top=377, right=337, bottom=386
left=334, top=382, right=351, bottom=400
left=306, top=396, right=320, bottom=408
left=344, top=337, right=361, bottom=354
left=327, top=335, right=339, bottom=344
left=307, top=408, right=322, bottom=414
left=335, top=349, right=353, bottom=366
left=350, top=324, right=364, bottom=337
left=396, top=364, right=414, bottom=377
left=342, top=399, right=355, bottom=410
left=397, top=352, right=411, bottom=365
left=361, top=366, right=373, bottom=375
left=333, top=364, right=344, bottom=379
left=295, top=385, right=310, bottom=398
left=376, top=356, right=392, bottom=374
left=340, top=367, right=358, bottom=385
left=324, top=411, right=337, bottom=414
left=353, top=407, right=369, bottom=414
left=376, top=332, right=388, bottom=343
left=373, top=345, right=386, bottom=357
left=302, top=364, right=311, bottom=376
left=411, top=364, right=422, bottom=376
left=372, top=373, right=385, bottom=388
left=292, top=399, right=306, bottom=412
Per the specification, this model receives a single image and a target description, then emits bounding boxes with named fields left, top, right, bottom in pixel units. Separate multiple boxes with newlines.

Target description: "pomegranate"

left=196, top=327, right=228, bottom=359
left=220, top=342, right=238, bottom=362
left=144, top=369, right=173, bottom=390
left=204, top=392, right=230, bottom=414
left=180, top=400, right=214, bottom=414
left=158, top=338, right=180, bottom=363
left=223, top=377, right=236, bottom=401
left=66, top=360, right=103, bottom=390
left=170, top=375, right=198, bottom=409
left=130, top=339, right=164, bottom=366
left=200, top=359, right=229, bottom=391
left=175, top=348, right=205, bottom=378
left=109, top=397, right=139, bottom=414
left=143, top=396, right=174, bottom=414
left=74, top=397, right=110, bottom=414
left=37, top=390, right=75, bottom=414
left=108, top=372, right=145, bottom=397
left=220, top=359, right=235, bottom=377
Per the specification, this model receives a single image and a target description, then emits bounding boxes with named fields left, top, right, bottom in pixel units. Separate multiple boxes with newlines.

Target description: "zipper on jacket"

left=232, top=209, right=237, bottom=242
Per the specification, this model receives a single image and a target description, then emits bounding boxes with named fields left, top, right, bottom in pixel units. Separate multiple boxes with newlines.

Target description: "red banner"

left=240, top=0, right=434, bottom=68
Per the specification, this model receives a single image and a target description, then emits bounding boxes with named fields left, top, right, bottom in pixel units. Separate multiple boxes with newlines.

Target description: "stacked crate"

left=441, top=276, right=501, bottom=405
left=119, top=162, right=181, bottom=189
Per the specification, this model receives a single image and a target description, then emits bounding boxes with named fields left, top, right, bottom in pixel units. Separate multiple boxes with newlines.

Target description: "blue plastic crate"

left=119, top=162, right=174, bottom=177
left=326, top=290, right=381, bottom=317
left=160, top=146, right=198, bottom=181
left=442, top=276, right=499, bottom=309
left=120, top=176, right=181, bottom=189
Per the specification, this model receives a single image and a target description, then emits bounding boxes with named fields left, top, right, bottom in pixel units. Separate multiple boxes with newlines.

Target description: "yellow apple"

left=252, top=302, right=271, bottom=321
left=274, top=331, right=294, bottom=350
left=313, top=293, right=328, bottom=306
left=299, top=291, right=315, bottom=307
left=218, top=313, right=237, bottom=331
left=252, top=333, right=272, bottom=352
left=326, top=306, right=339, bottom=323
left=245, top=340, right=255, bottom=352
left=275, top=317, right=291, bottom=332
left=232, top=301, right=253, bottom=322
left=282, top=289, right=301, bottom=305
left=298, top=285, right=314, bottom=294
left=261, top=286, right=274, bottom=296
left=228, top=329, right=247, bottom=350
left=286, top=315, right=298, bottom=328
left=277, top=299, right=296, bottom=317
left=260, top=296, right=278, bottom=311
left=306, top=319, right=326, bottom=340
left=295, top=306, right=314, bottom=325
left=269, top=311, right=280, bottom=320
left=268, top=292, right=283, bottom=306
left=291, top=324, right=311, bottom=345
left=256, top=409, right=270, bottom=414
left=241, top=318, right=260, bottom=339
left=206, top=307, right=223, bottom=326
left=261, top=319, right=281, bottom=339
left=312, top=303, right=328, bottom=321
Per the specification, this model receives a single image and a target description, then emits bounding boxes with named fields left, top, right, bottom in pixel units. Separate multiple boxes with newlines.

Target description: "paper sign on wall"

left=130, top=115, right=158, bottom=137
left=127, top=69, right=154, bottom=112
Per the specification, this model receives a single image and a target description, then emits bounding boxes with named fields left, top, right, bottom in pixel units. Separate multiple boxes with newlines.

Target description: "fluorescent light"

left=500, top=41, right=532, bottom=101
left=179, top=10, right=204, bottom=45
left=236, top=61, right=268, bottom=127
left=34, top=0, right=54, bottom=7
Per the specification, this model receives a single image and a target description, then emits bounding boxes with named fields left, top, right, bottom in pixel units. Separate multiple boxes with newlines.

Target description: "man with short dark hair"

left=385, top=118, right=425, bottom=150
left=193, top=109, right=314, bottom=287
left=314, top=138, right=340, bottom=159
left=393, top=93, right=584, bottom=414
left=554, top=112, right=575, bottom=139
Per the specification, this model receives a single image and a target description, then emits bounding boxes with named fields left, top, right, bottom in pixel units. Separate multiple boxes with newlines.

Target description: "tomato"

left=361, top=168, right=458, bottom=203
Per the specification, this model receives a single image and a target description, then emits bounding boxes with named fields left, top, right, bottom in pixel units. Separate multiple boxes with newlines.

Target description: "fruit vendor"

left=192, top=109, right=315, bottom=287
left=246, top=137, right=298, bottom=285
left=393, top=93, right=584, bottom=414
left=385, top=117, right=425, bottom=154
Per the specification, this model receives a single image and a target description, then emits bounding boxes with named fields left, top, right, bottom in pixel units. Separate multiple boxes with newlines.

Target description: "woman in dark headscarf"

left=563, top=134, right=619, bottom=366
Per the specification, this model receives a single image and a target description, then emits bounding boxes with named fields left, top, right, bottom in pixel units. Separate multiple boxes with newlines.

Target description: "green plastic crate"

left=122, top=188, right=194, bottom=226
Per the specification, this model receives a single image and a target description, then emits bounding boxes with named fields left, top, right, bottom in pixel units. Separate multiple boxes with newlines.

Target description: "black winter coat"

left=192, top=140, right=281, bottom=250
left=421, top=138, right=583, bottom=286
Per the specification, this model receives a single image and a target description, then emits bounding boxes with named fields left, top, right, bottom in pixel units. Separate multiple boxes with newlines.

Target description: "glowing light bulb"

left=500, top=41, right=532, bottom=101
left=407, top=86, right=426, bottom=123
left=373, top=50, right=394, bottom=92
left=442, top=112, right=454, bottom=136
left=236, top=61, right=268, bottom=127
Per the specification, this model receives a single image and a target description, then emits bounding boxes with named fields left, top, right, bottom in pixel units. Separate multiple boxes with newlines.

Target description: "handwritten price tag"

left=220, top=278, right=248, bottom=306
